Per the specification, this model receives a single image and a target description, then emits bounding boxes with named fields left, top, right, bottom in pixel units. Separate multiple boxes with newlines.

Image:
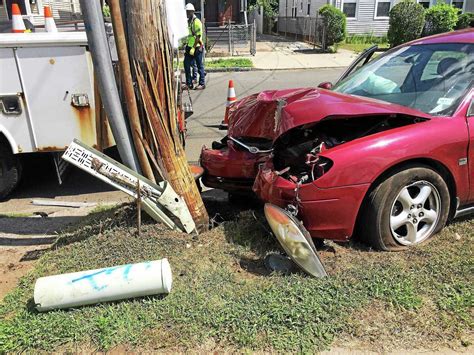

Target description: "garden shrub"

left=319, top=5, right=346, bottom=47
left=387, top=0, right=425, bottom=47
left=455, top=12, right=474, bottom=30
left=423, top=2, right=459, bottom=36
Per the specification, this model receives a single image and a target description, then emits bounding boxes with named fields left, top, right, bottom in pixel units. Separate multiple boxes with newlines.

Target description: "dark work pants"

left=184, top=46, right=205, bottom=87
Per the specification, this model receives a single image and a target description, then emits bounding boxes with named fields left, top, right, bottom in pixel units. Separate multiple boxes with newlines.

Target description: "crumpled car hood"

left=228, top=88, right=432, bottom=140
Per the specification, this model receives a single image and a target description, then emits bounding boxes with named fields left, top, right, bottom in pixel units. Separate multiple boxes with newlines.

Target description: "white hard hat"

left=185, top=3, right=195, bottom=11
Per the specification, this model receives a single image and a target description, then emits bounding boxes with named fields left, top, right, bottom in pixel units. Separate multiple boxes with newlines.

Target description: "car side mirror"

left=318, top=82, right=333, bottom=90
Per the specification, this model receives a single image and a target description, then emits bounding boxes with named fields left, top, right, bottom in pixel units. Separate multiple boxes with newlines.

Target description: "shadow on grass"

left=25, top=293, right=169, bottom=315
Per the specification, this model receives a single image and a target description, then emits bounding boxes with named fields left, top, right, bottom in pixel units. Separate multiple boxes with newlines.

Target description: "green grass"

left=0, top=212, right=31, bottom=218
left=205, top=58, right=253, bottom=69
left=89, top=203, right=117, bottom=215
left=339, top=34, right=389, bottom=53
left=0, top=205, right=472, bottom=352
left=176, top=57, right=253, bottom=70
left=338, top=42, right=388, bottom=53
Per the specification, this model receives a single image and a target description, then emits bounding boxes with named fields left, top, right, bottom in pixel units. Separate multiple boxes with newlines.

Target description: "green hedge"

left=423, top=2, right=459, bottom=36
left=387, top=0, right=425, bottom=47
left=455, top=12, right=474, bottom=30
left=319, top=4, right=346, bottom=47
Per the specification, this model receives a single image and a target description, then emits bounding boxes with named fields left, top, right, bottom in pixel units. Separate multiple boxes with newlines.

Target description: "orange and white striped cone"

left=11, top=4, right=26, bottom=33
left=44, top=6, right=57, bottom=33
left=220, top=80, right=237, bottom=130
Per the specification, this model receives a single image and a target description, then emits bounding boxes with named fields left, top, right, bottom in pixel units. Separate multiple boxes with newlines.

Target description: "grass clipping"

left=0, top=204, right=472, bottom=352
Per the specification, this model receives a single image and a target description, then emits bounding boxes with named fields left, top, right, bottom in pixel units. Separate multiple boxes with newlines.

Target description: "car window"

left=333, top=43, right=474, bottom=116
left=421, top=51, right=468, bottom=81
left=336, top=45, right=378, bottom=84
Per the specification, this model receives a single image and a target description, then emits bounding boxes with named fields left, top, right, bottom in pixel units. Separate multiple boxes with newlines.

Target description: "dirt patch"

left=0, top=158, right=130, bottom=299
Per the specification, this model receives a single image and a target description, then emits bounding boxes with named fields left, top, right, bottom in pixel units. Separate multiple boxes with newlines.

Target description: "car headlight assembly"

left=264, top=203, right=327, bottom=278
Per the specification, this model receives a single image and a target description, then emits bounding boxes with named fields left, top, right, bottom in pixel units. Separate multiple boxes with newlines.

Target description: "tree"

left=319, top=5, right=346, bottom=47
left=387, top=0, right=425, bottom=47
left=248, top=0, right=278, bottom=17
left=455, top=12, right=474, bottom=30
left=423, top=2, right=459, bottom=36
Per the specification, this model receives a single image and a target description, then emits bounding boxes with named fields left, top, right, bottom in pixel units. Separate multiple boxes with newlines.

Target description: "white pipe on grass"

left=34, top=259, right=172, bottom=312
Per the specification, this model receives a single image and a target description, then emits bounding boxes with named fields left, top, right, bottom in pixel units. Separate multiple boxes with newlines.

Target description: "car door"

left=335, top=45, right=379, bottom=85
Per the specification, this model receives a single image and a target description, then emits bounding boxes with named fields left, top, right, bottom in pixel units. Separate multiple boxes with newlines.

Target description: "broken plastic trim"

left=229, top=136, right=273, bottom=154
left=264, top=203, right=327, bottom=278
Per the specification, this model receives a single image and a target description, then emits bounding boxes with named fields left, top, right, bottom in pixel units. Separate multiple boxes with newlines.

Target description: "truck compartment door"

left=0, top=48, right=35, bottom=153
left=16, top=46, right=97, bottom=151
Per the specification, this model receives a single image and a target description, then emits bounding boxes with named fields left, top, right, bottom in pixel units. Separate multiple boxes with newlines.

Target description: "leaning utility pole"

left=109, top=0, right=156, bottom=182
left=126, top=0, right=209, bottom=231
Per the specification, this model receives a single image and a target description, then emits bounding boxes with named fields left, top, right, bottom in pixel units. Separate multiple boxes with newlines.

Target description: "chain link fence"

left=206, top=22, right=257, bottom=56
left=277, top=16, right=327, bottom=50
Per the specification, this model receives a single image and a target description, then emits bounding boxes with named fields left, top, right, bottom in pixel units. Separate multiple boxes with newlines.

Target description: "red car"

left=201, top=29, right=474, bottom=250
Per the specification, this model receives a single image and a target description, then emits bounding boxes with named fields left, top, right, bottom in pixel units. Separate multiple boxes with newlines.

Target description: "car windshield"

left=333, top=43, right=474, bottom=116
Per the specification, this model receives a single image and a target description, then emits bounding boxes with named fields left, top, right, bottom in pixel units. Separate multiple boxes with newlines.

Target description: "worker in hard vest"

left=184, top=3, right=205, bottom=90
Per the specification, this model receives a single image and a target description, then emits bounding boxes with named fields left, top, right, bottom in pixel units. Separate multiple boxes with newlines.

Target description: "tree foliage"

left=455, top=12, right=474, bottom=30
left=319, top=5, right=346, bottom=47
left=248, top=0, right=279, bottom=17
left=423, top=2, right=459, bottom=36
left=387, top=0, right=425, bottom=47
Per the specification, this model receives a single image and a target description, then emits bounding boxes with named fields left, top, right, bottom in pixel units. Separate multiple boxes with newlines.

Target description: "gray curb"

left=205, top=66, right=347, bottom=73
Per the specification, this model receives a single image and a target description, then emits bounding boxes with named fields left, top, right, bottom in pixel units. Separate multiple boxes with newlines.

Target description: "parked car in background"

left=201, top=29, right=474, bottom=250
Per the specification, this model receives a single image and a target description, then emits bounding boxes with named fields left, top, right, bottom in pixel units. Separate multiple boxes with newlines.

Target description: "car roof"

left=407, top=28, right=474, bottom=46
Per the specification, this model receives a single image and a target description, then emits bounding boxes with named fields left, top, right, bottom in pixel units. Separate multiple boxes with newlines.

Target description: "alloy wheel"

left=390, top=180, right=441, bottom=246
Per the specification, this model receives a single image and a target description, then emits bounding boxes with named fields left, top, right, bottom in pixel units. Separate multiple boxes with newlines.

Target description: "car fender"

left=314, top=117, right=470, bottom=202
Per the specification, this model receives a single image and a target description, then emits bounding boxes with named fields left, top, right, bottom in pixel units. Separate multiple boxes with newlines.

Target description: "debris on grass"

left=0, top=205, right=472, bottom=353
left=31, top=199, right=97, bottom=208
left=34, top=259, right=172, bottom=312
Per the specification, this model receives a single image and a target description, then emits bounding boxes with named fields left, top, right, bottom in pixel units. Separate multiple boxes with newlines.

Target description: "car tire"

left=362, top=166, right=450, bottom=251
left=0, top=145, right=22, bottom=200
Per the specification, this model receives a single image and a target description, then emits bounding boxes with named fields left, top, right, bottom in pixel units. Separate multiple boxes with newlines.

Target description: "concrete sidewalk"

left=206, top=48, right=357, bottom=71
left=208, top=36, right=357, bottom=70
left=251, top=48, right=357, bottom=70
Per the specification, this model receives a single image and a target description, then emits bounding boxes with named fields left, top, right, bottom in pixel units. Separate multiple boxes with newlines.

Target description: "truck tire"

left=0, top=146, right=22, bottom=200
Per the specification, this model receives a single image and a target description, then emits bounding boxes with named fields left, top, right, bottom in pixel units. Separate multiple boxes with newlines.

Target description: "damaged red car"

left=200, top=29, right=474, bottom=250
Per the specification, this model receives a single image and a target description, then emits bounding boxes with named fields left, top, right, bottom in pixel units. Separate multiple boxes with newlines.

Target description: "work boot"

left=195, top=84, right=205, bottom=90
left=181, top=83, right=193, bottom=90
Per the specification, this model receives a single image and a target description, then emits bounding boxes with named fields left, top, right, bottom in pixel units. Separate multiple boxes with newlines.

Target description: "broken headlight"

left=264, top=203, right=327, bottom=278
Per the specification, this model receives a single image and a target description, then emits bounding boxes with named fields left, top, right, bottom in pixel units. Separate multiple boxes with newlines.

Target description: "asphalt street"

left=185, top=68, right=344, bottom=162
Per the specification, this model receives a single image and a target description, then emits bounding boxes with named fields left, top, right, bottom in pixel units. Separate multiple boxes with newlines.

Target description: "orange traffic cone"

left=220, top=80, right=237, bottom=130
left=11, top=4, right=26, bottom=33
left=44, top=6, right=57, bottom=33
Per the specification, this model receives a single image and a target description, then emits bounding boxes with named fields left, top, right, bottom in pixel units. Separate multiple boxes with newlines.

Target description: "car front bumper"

left=253, top=163, right=371, bottom=241
left=200, top=145, right=265, bottom=192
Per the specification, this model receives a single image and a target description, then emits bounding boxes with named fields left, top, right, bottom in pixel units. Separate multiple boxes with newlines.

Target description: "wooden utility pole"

left=109, top=0, right=156, bottom=182
left=126, top=0, right=209, bottom=231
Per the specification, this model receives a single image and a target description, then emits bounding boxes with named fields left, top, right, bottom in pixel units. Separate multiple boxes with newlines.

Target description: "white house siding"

left=279, top=0, right=472, bottom=37
left=0, top=0, right=81, bottom=26
left=345, top=0, right=402, bottom=36
left=279, top=0, right=329, bottom=17
left=466, top=1, right=474, bottom=12
left=29, top=0, right=82, bottom=26
left=307, top=0, right=399, bottom=36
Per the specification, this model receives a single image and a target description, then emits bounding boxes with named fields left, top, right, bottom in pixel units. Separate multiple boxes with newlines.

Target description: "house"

left=0, top=0, right=81, bottom=26
left=279, top=0, right=473, bottom=36
left=186, top=0, right=248, bottom=26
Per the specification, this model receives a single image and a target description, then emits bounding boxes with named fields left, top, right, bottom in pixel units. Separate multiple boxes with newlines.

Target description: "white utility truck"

left=0, top=32, right=113, bottom=198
